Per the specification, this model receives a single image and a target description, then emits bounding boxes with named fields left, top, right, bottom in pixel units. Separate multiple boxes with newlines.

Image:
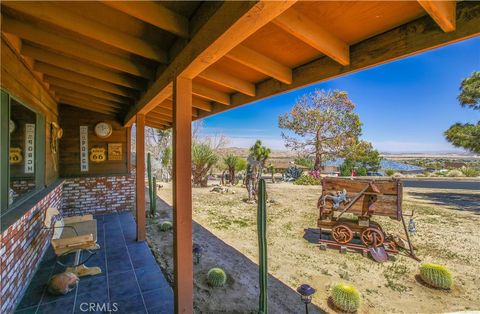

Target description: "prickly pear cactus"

left=420, top=263, right=452, bottom=289
left=331, top=283, right=361, bottom=313
left=257, top=179, right=268, bottom=313
left=159, top=221, right=172, bottom=231
left=207, top=267, right=227, bottom=287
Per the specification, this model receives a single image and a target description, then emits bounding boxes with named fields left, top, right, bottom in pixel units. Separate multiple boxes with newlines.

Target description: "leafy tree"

left=279, top=90, right=362, bottom=170
left=444, top=72, right=480, bottom=153
left=294, top=156, right=314, bottom=170
left=223, top=154, right=243, bottom=185
left=340, top=140, right=381, bottom=176
left=161, top=146, right=172, bottom=181
left=192, top=143, right=218, bottom=187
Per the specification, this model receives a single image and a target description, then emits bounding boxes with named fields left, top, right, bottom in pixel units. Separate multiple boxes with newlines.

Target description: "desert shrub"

left=355, top=167, right=367, bottom=176
left=447, top=169, right=463, bottom=177
left=331, top=283, right=361, bottom=312
left=159, top=221, right=172, bottom=231
left=419, top=263, right=453, bottom=289
left=284, top=166, right=303, bottom=181
left=207, top=267, right=227, bottom=287
left=385, top=169, right=395, bottom=176
left=461, top=167, right=480, bottom=177
left=294, top=175, right=321, bottom=185
left=393, top=172, right=404, bottom=178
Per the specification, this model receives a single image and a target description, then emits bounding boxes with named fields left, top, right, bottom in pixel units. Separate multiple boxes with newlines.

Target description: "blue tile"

left=135, top=268, right=169, bottom=293
left=37, top=296, right=75, bottom=314
left=16, top=284, right=45, bottom=310
left=131, top=254, right=158, bottom=270
left=41, top=284, right=77, bottom=304
left=127, top=242, right=150, bottom=255
left=106, top=247, right=128, bottom=259
left=108, top=271, right=140, bottom=300
left=142, top=287, right=173, bottom=312
left=107, top=259, right=133, bottom=274
left=14, top=305, right=38, bottom=314
left=77, top=275, right=108, bottom=296
left=111, top=293, right=146, bottom=314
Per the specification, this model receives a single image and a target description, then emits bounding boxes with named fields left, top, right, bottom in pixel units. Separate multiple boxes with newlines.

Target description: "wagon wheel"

left=361, top=227, right=385, bottom=247
left=332, top=224, right=353, bottom=244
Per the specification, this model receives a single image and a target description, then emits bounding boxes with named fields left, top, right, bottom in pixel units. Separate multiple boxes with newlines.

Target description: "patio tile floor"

left=15, top=212, right=173, bottom=314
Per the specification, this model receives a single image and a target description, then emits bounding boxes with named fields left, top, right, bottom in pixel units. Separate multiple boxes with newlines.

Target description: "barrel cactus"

left=331, top=283, right=361, bottom=312
left=159, top=221, right=172, bottom=231
left=419, top=263, right=453, bottom=289
left=207, top=267, right=227, bottom=287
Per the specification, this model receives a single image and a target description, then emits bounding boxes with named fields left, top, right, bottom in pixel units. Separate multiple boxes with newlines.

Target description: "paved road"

left=403, top=179, right=480, bottom=190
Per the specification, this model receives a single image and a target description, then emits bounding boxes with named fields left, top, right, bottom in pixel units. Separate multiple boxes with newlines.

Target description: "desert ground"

left=145, top=181, right=480, bottom=313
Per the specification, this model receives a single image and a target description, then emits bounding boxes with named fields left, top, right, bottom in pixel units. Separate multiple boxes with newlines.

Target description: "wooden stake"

left=136, top=114, right=146, bottom=241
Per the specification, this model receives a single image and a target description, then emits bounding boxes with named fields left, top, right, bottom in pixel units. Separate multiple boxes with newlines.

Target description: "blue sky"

left=201, top=36, right=480, bottom=153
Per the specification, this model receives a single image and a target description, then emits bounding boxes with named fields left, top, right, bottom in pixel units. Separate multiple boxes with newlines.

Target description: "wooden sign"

left=80, top=126, right=89, bottom=172
left=24, top=123, right=35, bottom=173
left=9, top=147, right=22, bottom=164
left=90, top=148, right=106, bottom=163
left=108, top=143, right=122, bottom=161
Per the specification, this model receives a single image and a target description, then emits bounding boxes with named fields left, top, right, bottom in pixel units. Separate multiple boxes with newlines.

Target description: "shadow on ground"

left=408, top=191, right=480, bottom=214
left=147, top=195, right=326, bottom=314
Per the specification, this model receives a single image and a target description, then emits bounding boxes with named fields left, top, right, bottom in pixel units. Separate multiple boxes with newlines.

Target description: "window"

left=1, top=90, right=45, bottom=214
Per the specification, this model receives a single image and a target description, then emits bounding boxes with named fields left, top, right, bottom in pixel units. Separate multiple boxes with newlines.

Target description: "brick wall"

left=61, top=175, right=135, bottom=216
left=0, top=183, right=63, bottom=314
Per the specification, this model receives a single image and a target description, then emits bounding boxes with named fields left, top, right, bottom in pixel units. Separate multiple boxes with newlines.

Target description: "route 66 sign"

left=9, top=148, right=23, bottom=164
left=90, top=148, right=106, bottom=163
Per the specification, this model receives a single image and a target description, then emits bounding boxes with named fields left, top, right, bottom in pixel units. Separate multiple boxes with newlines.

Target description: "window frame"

left=0, top=90, right=45, bottom=215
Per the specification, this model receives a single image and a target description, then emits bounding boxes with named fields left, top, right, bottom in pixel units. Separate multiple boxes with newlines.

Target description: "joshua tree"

left=223, top=154, right=240, bottom=185
left=192, top=143, right=218, bottom=187
left=246, top=140, right=271, bottom=201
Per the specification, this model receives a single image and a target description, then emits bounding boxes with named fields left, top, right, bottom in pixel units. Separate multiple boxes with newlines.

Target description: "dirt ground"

left=146, top=181, right=480, bottom=314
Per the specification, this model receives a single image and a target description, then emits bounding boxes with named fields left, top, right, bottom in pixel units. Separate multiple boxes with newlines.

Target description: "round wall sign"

left=9, top=120, right=16, bottom=134
left=94, top=122, right=113, bottom=139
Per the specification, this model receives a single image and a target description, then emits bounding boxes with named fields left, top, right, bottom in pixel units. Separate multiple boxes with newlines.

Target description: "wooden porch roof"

left=1, top=1, right=479, bottom=130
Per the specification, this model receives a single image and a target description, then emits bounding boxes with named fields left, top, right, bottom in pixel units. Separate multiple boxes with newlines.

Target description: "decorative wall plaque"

left=90, top=148, right=106, bottom=163
left=24, top=123, right=35, bottom=173
left=80, top=126, right=89, bottom=172
left=9, top=148, right=23, bottom=164
left=108, top=143, right=122, bottom=161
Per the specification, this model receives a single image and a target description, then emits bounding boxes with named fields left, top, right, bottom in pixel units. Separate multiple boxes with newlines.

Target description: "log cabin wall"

left=59, top=105, right=129, bottom=177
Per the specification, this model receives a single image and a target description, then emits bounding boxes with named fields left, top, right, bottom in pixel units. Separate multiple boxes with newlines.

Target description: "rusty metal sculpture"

left=317, top=178, right=418, bottom=262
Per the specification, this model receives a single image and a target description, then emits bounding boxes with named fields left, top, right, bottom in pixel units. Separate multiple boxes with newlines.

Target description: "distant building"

left=445, top=162, right=466, bottom=169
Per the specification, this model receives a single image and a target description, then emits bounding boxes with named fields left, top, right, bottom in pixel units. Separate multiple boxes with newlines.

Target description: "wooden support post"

left=136, top=114, right=146, bottom=241
left=173, top=76, right=193, bottom=313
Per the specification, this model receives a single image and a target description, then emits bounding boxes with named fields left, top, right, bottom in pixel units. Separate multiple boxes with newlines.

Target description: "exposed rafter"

left=192, top=83, right=230, bottom=105
left=273, top=8, right=350, bottom=66
left=2, top=16, right=155, bottom=79
left=199, top=67, right=255, bottom=96
left=53, top=88, right=124, bottom=109
left=59, top=97, right=119, bottom=115
left=2, top=1, right=168, bottom=62
left=103, top=1, right=189, bottom=38
left=418, top=1, right=456, bottom=32
left=226, top=45, right=292, bottom=84
left=34, top=62, right=138, bottom=99
left=124, top=1, right=296, bottom=125
left=22, top=45, right=145, bottom=90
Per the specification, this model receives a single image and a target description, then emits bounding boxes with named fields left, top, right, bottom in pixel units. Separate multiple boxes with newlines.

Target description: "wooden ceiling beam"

left=54, top=89, right=124, bottom=110
left=59, top=98, right=118, bottom=115
left=2, top=16, right=155, bottom=79
left=148, top=112, right=173, bottom=122
left=226, top=45, right=292, bottom=84
left=51, top=86, right=127, bottom=108
left=199, top=67, right=255, bottom=96
left=124, top=1, right=296, bottom=125
left=273, top=8, right=350, bottom=66
left=43, top=76, right=131, bottom=104
left=166, top=96, right=212, bottom=112
left=103, top=1, right=189, bottom=38
left=2, top=2, right=168, bottom=62
left=418, top=1, right=456, bottom=32
left=22, top=45, right=145, bottom=90
left=154, top=100, right=199, bottom=118
left=34, top=62, right=137, bottom=99
left=192, top=83, right=230, bottom=105
left=204, top=1, right=479, bottom=120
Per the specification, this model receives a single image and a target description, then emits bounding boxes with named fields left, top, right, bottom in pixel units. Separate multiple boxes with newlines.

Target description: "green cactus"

left=159, top=221, right=172, bottom=231
left=151, top=176, right=157, bottom=216
left=207, top=267, right=227, bottom=287
left=420, top=263, right=453, bottom=289
left=147, top=152, right=154, bottom=217
left=331, top=283, right=361, bottom=313
left=257, top=179, right=268, bottom=314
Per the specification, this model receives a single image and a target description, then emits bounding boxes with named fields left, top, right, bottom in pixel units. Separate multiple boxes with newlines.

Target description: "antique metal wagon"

left=317, top=177, right=418, bottom=261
